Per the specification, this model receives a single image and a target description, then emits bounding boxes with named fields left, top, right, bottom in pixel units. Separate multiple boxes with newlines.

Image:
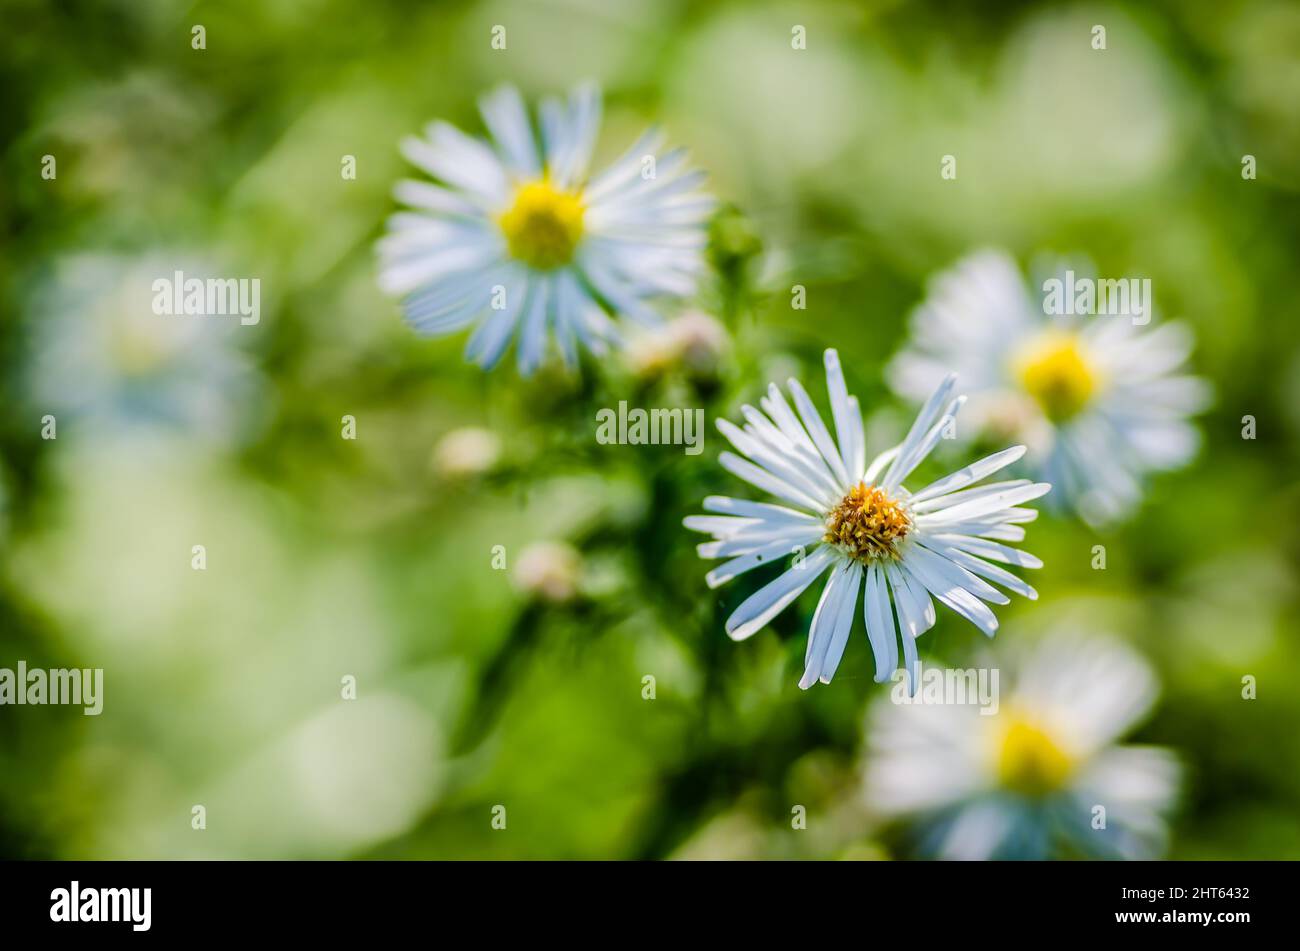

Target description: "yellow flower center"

left=498, top=179, right=585, bottom=269
left=995, top=715, right=1076, bottom=797
left=1012, top=332, right=1099, bottom=423
left=113, top=315, right=175, bottom=375
left=824, top=483, right=913, bottom=562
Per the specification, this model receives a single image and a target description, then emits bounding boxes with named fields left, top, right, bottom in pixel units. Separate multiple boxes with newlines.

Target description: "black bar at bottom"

left=0, top=859, right=1278, bottom=938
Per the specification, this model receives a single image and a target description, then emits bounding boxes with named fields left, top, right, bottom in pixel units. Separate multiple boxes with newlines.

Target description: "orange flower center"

left=823, top=483, right=913, bottom=562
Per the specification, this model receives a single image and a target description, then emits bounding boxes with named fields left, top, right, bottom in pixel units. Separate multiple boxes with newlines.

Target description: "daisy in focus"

left=863, top=632, right=1180, bottom=860
left=683, top=349, right=1050, bottom=691
left=377, top=83, right=714, bottom=374
left=889, top=249, right=1210, bottom=525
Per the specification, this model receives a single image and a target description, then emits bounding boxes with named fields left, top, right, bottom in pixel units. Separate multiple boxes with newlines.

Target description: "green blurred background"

left=1, top=0, right=1298, bottom=859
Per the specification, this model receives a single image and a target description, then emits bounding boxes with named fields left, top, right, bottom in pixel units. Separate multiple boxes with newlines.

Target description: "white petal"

left=930, top=533, right=1043, bottom=569
left=739, top=405, right=843, bottom=499
left=696, top=524, right=823, bottom=559
left=823, top=349, right=860, bottom=480
left=463, top=274, right=531, bottom=368
left=898, top=603, right=919, bottom=694
left=583, top=127, right=667, bottom=203
left=515, top=275, right=552, bottom=374
left=561, top=82, right=602, bottom=184
left=803, top=561, right=862, bottom=688
left=683, top=515, right=763, bottom=535
left=937, top=802, right=1016, bottom=861
left=863, top=562, right=899, bottom=682
left=881, top=372, right=957, bottom=487
left=896, top=563, right=936, bottom=633
left=479, top=85, right=540, bottom=177
left=706, top=536, right=812, bottom=588
left=912, top=542, right=1010, bottom=605
left=882, top=396, right=965, bottom=491
left=550, top=270, right=580, bottom=366
left=760, top=383, right=824, bottom=462
left=919, top=482, right=1051, bottom=525
left=903, top=544, right=1000, bottom=637
left=403, top=123, right=509, bottom=203
left=884, top=561, right=923, bottom=639
left=717, top=419, right=834, bottom=508
left=724, top=548, right=834, bottom=641
left=400, top=265, right=513, bottom=337
left=786, top=377, right=852, bottom=488
left=932, top=543, right=1038, bottom=600
left=883, top=563, right=923, bottom=692
left=393, top=179, right=485, bottom=216
left=377, top=238, right=502, bottom=297
left=910, top=479, right=1032, bottom=514
left=846, top=395, right=867, bottom=479
left=907, top=446, right=1028, bottom=505
left=718, top=451, right=825, bottom=513
left=553, top=268, right=615, bottom=357
left=932, top=521, right=1025, bottom=542
left=702, top=495, right=823, bottom=524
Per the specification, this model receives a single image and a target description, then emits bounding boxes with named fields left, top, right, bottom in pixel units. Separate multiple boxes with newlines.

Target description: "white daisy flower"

left=889, top=249, right=1211, bottom=524
left=28, top=253, right=258, bottom=443
left=377, top=83, right=715, bottom=374
left=864, top=632, right=1180, bottom=860
left=684, top=349, right=1050, bottom=691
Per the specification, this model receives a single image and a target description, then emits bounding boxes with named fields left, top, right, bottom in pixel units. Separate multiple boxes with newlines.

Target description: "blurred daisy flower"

left=378, top=83, right=714, bottom=374
left=27, top=253, right=258, bottom=443
left=623, top=309, right=729, bottom=379
left=864, top=632, right=1180, bottom=860
left=889, top=249, right=1210, bottom=525
left=684, top=349, right=1049, bottom=691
